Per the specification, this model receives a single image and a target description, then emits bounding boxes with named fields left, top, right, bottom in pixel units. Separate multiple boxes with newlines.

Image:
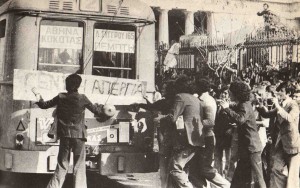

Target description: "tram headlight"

left=4, top=153, right=13, bottom=169
left=103, top=104, right=116, bottom=117
left=117, top=156, right=125, bottom=172
left=15, top=133, right=24, bottom=150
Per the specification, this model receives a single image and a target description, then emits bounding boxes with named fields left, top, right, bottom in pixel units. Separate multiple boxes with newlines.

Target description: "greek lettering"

left=14, top=70, right=147, bottom=103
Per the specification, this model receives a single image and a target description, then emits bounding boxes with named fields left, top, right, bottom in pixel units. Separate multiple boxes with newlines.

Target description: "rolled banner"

left=103, top=104, right=116, bottom=117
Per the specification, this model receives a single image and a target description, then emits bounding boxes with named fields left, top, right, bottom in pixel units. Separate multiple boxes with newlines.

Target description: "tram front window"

left=38, top=20, right=84, bottom=73
left=92, top=24, right=136, bottom=79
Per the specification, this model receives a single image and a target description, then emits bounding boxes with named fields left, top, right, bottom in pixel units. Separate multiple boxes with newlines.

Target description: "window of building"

left=0, top=19, right=6, bottom=79
left=38, top=20, right=84, bottom=73
left=92, top=23, right=136, bottom=79
left=0, top=19, right=6, bottom=38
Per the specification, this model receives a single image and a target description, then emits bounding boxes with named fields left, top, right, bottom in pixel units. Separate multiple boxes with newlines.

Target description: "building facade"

left=141, top=0, right=300, bottom=47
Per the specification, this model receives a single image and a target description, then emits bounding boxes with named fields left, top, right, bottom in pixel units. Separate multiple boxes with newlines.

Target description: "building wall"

left=142, top=0, right=300, bottom=45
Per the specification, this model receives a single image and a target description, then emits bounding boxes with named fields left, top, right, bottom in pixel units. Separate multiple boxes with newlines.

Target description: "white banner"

left=94, top=29, right=135, bottom=53
left=13, top=69, right=146, bottom=105
left=40, top=25, right=83, bottom=49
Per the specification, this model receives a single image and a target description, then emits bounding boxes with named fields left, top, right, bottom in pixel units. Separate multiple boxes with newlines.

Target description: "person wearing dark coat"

left=214, top=86, right=235, bottom=179
left=219, top=81, right=266, bottom=188
left=36, top=74, right=104, bottom=188
left=135, top=80, right=176, bottom=188
left=162, top=75, right=204, bottom=188
left=189, top=79, right=230, bottom=188
left=257, top=82, right=300, bottom=188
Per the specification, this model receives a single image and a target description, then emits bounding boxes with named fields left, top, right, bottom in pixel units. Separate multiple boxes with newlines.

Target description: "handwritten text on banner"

left=13, top=69, right=146, bottom=105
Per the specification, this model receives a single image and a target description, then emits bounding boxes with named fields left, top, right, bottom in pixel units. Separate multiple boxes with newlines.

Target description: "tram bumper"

left=0, top=147, right=61, bottom=173
left=97, top=152, right=158, bottom=175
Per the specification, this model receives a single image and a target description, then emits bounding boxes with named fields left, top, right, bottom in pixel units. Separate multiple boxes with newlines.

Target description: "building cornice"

left=141, top=0, right=298, bottom=20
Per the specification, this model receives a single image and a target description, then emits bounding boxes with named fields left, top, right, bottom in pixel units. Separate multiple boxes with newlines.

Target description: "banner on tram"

left=13, top=69, right=146, bottom=105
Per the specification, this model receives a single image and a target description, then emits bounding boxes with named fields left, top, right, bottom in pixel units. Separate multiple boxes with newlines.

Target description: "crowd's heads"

left=276, top=81, right=294, bottom=95
left=293, top=90, right=300, bottom=105
left=196, top=78, right=210, bottom=94
left=219, top=85, right=229, bottom=100
left=244, top=77, right=250, bottom=85
left=265, top=85, right=276, bottom=95
left=261, top=81, right=271, bottom=87
left=65, top=73, right=82, bottom=92
left=174, top=74, right=194, bottom=94
left=274, top=81, right=295, bottom=101
left=161, top=80, right=176, bottom=98
left=229, top=81, right=251, bottom=102
left=263, top=3, right=269, bottom=9
left=250, top=92, right=257, bottom=105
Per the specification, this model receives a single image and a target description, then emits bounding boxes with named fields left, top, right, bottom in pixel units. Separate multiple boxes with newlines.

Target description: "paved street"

left=0, top=171, right=160, bottom=188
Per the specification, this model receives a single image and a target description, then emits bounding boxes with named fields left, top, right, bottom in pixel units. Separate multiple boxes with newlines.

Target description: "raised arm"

left=169, top=95, right=185, bottom=123
left=83, top=95, right=104, bottom=116
left=139, top=99, right=166, bottom=111
left=223, top=103, right=248, bottom=125
left=256, top=106, right=277, bottom=119
left=36, top=95, right=59, bottom=109
left=257, top=10, right=269, bottom=16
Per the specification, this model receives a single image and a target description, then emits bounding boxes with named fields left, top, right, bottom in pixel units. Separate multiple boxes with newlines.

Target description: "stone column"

left=184, top=10, right=195, bottom=35
left=207, top=12, right=216, bottom=37
left=158, top=8, right=169, bottom=48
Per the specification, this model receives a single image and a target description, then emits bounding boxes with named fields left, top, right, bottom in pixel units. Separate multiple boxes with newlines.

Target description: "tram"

left=0, top=0, right=158, bottom=174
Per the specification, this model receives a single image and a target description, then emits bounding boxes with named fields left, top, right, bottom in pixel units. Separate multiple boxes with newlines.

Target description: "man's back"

left=37, top=91, right=102, bottom=139
left=56, top=92, right=89, bottom=124
left=171, top=93, right=203, bottom=146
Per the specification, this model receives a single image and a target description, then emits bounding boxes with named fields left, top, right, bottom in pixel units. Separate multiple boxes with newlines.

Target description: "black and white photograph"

left=0, top=0, right=299, bottom=187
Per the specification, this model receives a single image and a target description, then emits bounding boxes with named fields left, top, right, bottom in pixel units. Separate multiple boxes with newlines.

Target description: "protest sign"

left=13, top=69, right=147, bottom=105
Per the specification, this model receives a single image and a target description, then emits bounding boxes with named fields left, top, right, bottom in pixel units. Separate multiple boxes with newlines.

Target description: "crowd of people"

left=33, top=72, right=299, bottom=188
left=139, top=75, right=300, bottom=188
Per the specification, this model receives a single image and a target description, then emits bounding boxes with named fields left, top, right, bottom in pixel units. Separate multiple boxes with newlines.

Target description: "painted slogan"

left=13, top=69, right=147, bottom=105
left=94, top=29, right=135, bottom=53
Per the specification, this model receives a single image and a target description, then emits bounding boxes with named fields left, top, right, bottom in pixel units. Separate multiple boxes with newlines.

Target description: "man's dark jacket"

left=37, top=92, right=103, bottom=140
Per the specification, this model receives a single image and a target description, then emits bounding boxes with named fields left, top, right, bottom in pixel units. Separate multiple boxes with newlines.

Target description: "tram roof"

left=0, top=0, right=155, bottom=23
